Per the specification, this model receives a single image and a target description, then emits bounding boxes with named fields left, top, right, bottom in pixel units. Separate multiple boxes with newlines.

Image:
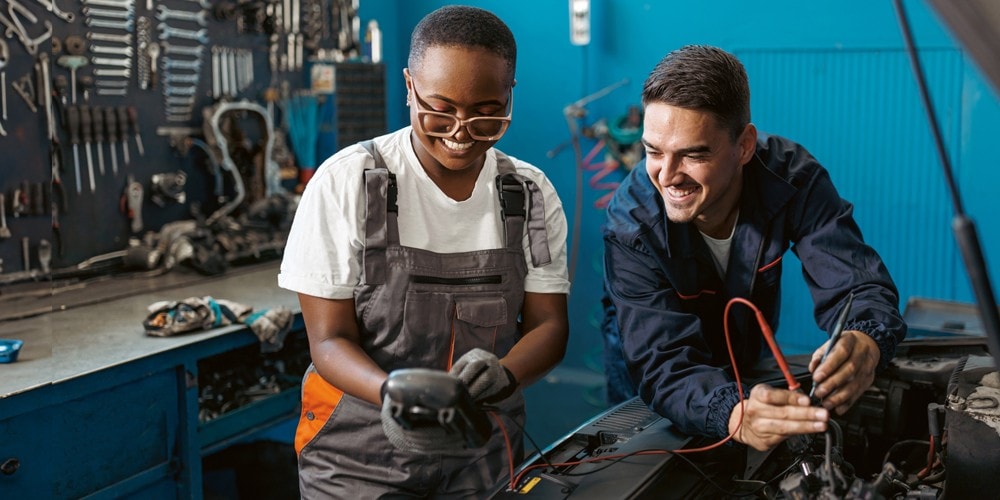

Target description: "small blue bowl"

left=0, top=339, right=24, bottom=363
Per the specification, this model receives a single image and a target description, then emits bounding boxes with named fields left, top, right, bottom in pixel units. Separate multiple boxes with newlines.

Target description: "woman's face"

left=405, top=45, right=513, bottom=174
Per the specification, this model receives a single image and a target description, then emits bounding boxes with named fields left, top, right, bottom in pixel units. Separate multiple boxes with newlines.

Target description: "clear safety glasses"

left=411, top=85, right=513, bottom=141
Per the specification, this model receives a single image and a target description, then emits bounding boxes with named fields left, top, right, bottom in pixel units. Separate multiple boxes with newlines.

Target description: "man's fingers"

left=808, top=341, right=828, bottom=372
left=737, top=398, right=829, bottom=451
left=752, top=384, right=810, bottom=407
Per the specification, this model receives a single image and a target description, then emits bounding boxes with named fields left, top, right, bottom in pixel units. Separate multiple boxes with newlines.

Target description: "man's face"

left=641, top=103, right=755, bottom=237
left=405, top=45, right=512, bottom=174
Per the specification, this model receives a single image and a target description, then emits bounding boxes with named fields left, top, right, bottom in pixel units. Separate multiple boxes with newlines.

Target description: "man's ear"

left=739, top=123, right=758, bottom=165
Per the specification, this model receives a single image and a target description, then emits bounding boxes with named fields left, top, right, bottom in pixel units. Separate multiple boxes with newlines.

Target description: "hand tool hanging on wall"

left=0, top=194, right=11, bottom=240
left=50, top=151, right=65, bottom=255
left=65, top=104, right=83, bottom=193
left=91, top=105, right=106, bottom=175
left=79, top=104, right=96, bottom=192
left=123, top=174, right=143, bottom=234
left=104, top=106, right=120, bottom=173
left=12, top=73, right=37, bottom=113
left=0, top=0, right=54, bottom=55
left=56, top=54, right=88, bottom=104
left=116, top=106, right=130, bottom=166
left=32, top=0, right=74, bottom=23
left=127, top=106, right=145, bottom=156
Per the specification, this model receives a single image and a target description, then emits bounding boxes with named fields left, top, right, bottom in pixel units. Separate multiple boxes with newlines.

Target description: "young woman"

left=279, top=6, right=570, bottom=496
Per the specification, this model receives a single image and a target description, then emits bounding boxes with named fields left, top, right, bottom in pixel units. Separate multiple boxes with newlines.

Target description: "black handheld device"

left=384, top=368, right=493, bottom=449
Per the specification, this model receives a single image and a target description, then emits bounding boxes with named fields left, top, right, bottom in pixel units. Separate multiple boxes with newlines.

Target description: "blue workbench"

left=0, top=262, right=303, bottom=499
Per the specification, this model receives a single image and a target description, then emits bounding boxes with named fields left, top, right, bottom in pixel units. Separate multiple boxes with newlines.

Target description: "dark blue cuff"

left=846, top=319, right=896, bottom=372
left=706, top=383, right=750, bottom=440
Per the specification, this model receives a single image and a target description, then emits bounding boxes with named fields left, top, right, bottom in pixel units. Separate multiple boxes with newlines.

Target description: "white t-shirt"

left=278, top=127, right=571, bottom=299
left=699, top=212, right=738, bottom=278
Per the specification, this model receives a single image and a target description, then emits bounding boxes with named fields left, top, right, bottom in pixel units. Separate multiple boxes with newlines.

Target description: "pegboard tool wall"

left=0, top=0, right=381, bottom=276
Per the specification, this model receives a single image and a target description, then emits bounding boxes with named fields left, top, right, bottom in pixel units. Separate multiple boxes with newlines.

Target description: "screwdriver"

left=127, top=105, right=145, bottom=156
left=65, top=104, right=83, bottom=193
left=91, top=105, right=106, bottom=176
left=79, top=103, right=96, bottom=192
left=104, top=106, right=119, bottom=174
left=116, top=106, right=130, bottom=166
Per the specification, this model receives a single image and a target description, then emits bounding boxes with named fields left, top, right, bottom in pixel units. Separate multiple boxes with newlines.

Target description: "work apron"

left=296, top=141, right=552, bottom=498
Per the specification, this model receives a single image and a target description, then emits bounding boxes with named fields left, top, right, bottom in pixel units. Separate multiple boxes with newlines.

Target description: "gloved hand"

left=449, top=348, right=518, bottom=404
left=379, top=380, right=470, bottom=453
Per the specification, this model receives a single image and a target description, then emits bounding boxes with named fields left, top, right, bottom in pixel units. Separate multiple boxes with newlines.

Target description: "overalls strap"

left=495, top=152, right=552, bottom=267
left=360, top=140, right=398, bottom=285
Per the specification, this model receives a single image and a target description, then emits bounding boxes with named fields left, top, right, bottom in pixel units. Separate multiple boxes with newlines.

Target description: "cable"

left=916, top=435, right=935, bottom=479
left=726, top=297, right=801, bottom=392
left=882, top=439, right=931, bottom=467
left=488, top=411, right=517, bottom=492
left=505, top=297, right=812, bottom=493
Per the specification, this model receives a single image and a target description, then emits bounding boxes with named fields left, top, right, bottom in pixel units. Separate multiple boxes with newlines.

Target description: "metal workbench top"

left=0, top=261, right=300, bottom=400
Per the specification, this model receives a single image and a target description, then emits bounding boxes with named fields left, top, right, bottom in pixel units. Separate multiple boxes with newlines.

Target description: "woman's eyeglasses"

left=411, top=86, right=513, bottom=141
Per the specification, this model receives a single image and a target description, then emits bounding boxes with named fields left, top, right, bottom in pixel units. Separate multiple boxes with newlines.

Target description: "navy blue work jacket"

left=602, top=133, right=906, bottom=440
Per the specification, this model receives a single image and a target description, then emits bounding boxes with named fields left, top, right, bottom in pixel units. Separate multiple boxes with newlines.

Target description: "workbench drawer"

left=0, top=368, right=183, bottom=498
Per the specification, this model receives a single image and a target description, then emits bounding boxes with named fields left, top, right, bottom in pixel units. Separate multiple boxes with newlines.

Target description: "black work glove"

left=448, top=348, right=518, bottom=404
left=379, top=377, right=470, bottom=453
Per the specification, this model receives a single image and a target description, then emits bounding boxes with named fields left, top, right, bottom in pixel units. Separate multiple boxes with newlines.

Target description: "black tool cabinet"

left=0, top=0, right=386, bottom=275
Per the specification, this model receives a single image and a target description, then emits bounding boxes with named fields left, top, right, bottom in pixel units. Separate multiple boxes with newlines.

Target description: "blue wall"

left=359, top=1, right=1000, bottom=365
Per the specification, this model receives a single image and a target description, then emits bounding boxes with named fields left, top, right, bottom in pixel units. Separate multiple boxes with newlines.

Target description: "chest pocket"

left=401, top=287, right=513, bottom=370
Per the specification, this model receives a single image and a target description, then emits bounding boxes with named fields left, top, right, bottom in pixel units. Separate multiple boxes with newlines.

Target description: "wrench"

left=87, top=31, right=131, bottom=43
left=82, top=6, right=134, bottom=19
left=91, top=44, right=133, bottom=56
left=162, top=42, right=203, bottom=57
left=81, top=0, right=134, bottom=6
left=93, top=67, right=130, bottom=77
left=163, top=84, right=196, bottom=96
left=162, top=72, right=198, bottom=84
left=164, top=95, right=194, bottom=105
left=92, top=56, right=131, bottom=68
left=86, top=17, right=134, bottom=31
left=157, top=24, right=208, bottom=43
left=162, top=57, right=200, bottom=70
left=155, top=4, right=207, bottom=26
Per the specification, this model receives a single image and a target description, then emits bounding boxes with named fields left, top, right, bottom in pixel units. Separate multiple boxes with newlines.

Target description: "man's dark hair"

left=408, top=5, right=517, bottom=86
left=642, top=45, right=750, bottom=139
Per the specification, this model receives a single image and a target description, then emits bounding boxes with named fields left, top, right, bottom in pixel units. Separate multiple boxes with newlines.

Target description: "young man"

left=278, top=6, right=570, bottom=496
left=602, top=45, right=906, bottom=452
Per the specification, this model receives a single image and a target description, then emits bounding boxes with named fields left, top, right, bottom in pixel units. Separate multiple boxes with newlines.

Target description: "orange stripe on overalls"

left=295, top=371, right=345, bottom=454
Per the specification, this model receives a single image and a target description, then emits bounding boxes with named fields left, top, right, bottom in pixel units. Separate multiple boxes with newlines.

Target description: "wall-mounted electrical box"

left=569, top=0, right=591, bottom=46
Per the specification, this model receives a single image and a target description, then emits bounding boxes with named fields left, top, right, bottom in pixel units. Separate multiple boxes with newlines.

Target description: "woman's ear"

left=403, top=68, right=413, bottom=105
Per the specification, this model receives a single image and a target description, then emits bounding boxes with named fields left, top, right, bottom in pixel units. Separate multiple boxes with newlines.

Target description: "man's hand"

left=729, top=385, right=828, bottom=451
left=808, top=330, right=879, bottom=415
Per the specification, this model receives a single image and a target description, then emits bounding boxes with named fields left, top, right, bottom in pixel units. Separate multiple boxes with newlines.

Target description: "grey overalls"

left=296, top=141, right=552, bottom=498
